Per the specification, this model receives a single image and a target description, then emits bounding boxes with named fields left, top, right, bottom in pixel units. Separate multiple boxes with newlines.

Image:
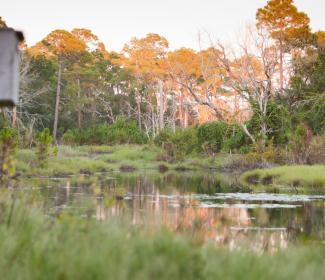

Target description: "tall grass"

left=241, top=165, right=325, bottom=188
left=1, top=192, right=325, bottom=280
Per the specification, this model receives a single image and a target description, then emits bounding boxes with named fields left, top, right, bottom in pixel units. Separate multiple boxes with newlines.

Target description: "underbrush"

left=62, top=118, right=148, bottom=145
left=153, top=123, right=247, bottom=161
left=0, top=192, right=325, bottom=280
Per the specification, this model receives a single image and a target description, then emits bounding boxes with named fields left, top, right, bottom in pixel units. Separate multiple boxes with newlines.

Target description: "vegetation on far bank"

left=15, top=144, right=230, bottom=178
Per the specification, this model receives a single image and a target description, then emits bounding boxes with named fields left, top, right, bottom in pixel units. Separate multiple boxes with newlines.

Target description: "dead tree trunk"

left=53, top=58, right=62, bottom=142
left=77, top=78, right=81, bottom=129
left=157, top=80, right=165, bottom=131
left=136, top=89, right=142, bottom=130
left=279, top=38, right=284, bottom=90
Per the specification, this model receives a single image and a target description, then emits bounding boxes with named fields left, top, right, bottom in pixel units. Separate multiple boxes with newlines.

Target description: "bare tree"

left=174, top=27, right=278, bottom=145
left=213, top=26, right=278, bottom=144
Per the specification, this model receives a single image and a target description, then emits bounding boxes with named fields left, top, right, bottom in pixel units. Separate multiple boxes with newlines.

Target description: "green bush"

left=172, top=127, right=199, bottom=156
left=153, top=128, right=174, bottom=147
left=239, top=145, right=251, bottom=154
left=247, top=101, right=292, bottom=145
left=35, top=128, right=52, bottom=168
left=307, top=103, right=325, bottom=135
left=198, top=122, right=246, bottom=153
left=154, top=127, right=199, bottom=161
left=62, top=118, right=148, bottom=145
left=0, top=127, right=17, bottom=182
left=197, top=122, right=227, bottom=152
left=154, top=122, right=247, bottom=158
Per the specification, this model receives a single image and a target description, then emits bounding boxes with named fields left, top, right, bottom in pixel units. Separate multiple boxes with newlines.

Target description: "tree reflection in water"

left=33, top=172, right=325, bottom=252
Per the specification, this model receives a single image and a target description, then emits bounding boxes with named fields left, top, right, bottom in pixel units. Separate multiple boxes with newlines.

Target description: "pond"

left=21, top=171, right=325, bottom=252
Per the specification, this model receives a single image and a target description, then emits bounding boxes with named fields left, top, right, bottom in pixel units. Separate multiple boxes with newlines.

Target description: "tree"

left=184, top=28, right=278, bottom=145
left=122, top=34, right=169, bottom=132
left=29, top=30, right=87, bottom=141
left=0, top=16, right=7, bottom=28
left=256, top=0, right=311, bottom=89
left=71, top=28, right=108, bottom=55
left=167, top=48, right=201, bottom=128
left=288, top=31, right=325, bottom=134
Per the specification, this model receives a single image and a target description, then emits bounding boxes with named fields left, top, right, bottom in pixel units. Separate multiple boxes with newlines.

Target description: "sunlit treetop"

left=121, top=33, right=169, bottom=80
left=27, top=29, right=109, bottom=60
left=28, top=29, right=87, bottom=58
left=71, top=28, right=107, bottom=55
left=315, top=31, right=325, bottom=49
left=256, top=0, right=311, bottom=48
left=167, top=48, right=201, bottom=79
left=0, top=16, right=7, bottom=28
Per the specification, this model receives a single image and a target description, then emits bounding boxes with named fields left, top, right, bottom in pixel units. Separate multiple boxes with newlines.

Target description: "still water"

left=25, top=171, right=325, bottom=251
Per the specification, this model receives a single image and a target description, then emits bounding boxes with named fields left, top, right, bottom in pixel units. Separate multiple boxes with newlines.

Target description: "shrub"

left=107, top=118, right=148, bottom=144
left=35, top=128, right=52, bottom=168
left=0, top=127, right=17, bottom=182
left=288, top=124, right=314, bottom=164
left=308, top=135, right=325, bottom=164
left=247, top=139, right=279, bottom=164
left=239, top=145, right=251, bottom=154
left=222, top=140, right=279, bottom=172
left=308, top=103, right=325, bottom=135
left=198, top=122, right=246, bottom=153
left=62, top=118, right=148, bottom=145
left=172, top=127, right=199, bottom=157
left=154, top=127, right=199, bottom=161
left=153, top=128, right=174, bottom=147
left=247, top=101, right=292, bottom=145
left=197, top=122, right=227, bottom=153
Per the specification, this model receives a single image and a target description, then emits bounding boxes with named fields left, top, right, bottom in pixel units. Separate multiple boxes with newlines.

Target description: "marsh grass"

left=241, top=165, right=325, bottom=189
left=1, top=192, right=325, bottom=280
left=16, top=148, right=111, bottom=177
left=13, top=144, right=237, bottom=178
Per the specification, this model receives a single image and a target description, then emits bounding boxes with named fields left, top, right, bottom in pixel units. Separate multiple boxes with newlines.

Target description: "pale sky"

left=2, top=0, right=325, bottom=51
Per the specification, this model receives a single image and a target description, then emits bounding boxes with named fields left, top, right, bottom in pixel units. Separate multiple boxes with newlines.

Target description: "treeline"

left=0, top=0, right=324, bottom=156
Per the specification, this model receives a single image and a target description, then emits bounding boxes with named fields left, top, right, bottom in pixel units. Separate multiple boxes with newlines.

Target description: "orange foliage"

left=121, top=33, right=169, bottom=81
left=28, top=29, right=87, bottom=58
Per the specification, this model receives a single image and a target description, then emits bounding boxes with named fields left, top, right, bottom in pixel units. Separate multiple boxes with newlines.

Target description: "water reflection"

left=25, top=172, right=325, bottom=252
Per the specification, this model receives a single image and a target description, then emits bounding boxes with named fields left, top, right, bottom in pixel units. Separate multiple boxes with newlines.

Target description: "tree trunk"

left=171, top=94, right=176, bottom=133
left=157, top=80, right=165, bottom=131
left=53, top=59, right=62, bottom=142
left=12, top=106, right=16, bottom=128
left=184, top=104, right=189, bottom=128
left=240, top=123, right=256, bottom=144
left=279, top=38, right=284, bottom=90
left=179, top=91, right=184, bottom=127
left=77, top=78, right=81, bottom=129
left=136, top=90, right=142, bottom=129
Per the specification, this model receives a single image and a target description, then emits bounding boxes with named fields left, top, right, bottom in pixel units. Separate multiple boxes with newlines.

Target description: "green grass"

left=15, top=146, right=111, bottom=177
left=241, top=165, right=325, bottom=189
left=1, top=192, right=325, bottom=280
left=15, top=145, right=230, bottom=178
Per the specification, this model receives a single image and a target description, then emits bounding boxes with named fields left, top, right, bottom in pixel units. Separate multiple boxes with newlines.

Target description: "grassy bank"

left=15, top=145, right=227, bottom=178
left=1, top=193, right=325, bottom=280
left=241, top=165, right=325, bottom=189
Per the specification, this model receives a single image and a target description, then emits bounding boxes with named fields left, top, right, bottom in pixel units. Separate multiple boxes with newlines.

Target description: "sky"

left=2, top=0, right=325, bottom=52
